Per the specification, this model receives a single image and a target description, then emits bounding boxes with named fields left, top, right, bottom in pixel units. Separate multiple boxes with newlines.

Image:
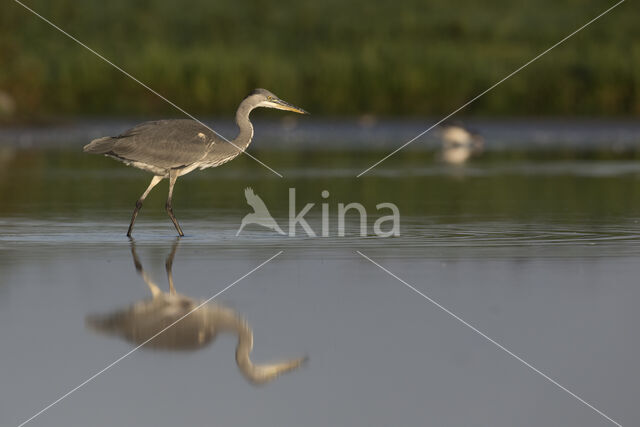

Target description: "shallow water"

left=1, top=146, right=639, bottom=426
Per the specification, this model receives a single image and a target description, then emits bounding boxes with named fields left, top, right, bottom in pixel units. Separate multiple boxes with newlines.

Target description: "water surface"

left=0, top=143, right=639, bottom=426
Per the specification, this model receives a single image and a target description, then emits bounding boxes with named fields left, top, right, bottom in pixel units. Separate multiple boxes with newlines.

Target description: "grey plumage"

left=83, top=88, right=308, bottom=236
left=84, top=120, right=237, bottom=175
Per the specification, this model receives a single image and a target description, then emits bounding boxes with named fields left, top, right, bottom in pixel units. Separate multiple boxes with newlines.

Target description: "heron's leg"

left=129, top=239, right=162, bottom=298
left=166, top=170, right=184, bottom=237
left=165, top=238, right=180, bottom=294
left=127, top=175, right=163, bottom=237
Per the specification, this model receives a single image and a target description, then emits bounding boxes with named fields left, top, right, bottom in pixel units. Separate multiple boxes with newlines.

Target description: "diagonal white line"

left=357, top=0, right=626, bottom=177
left=17, top=250, right=284, bottom=427
left=356, top=251, right=622, bottom=427
left=13, top=0, right=283, bottom=178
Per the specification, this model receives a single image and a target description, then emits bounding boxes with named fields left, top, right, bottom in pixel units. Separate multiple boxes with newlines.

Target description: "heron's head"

left=246, top=88, right=308, bottom=114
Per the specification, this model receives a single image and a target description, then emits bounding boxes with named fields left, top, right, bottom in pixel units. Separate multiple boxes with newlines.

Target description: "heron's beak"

left=272, top=98, right=309, bottom=115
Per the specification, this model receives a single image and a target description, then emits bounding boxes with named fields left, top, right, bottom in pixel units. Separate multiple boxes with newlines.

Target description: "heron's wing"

left=244, top=187, right=271, bottom=214
left=88, top=120, right=225, bottom=169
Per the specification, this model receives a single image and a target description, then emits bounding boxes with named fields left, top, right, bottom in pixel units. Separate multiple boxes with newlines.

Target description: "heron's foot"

left=127, top=199, right=144, bottom=237
left=126, top=220, right=137, bottom=237
left=165, top=202, right=184, bottom=237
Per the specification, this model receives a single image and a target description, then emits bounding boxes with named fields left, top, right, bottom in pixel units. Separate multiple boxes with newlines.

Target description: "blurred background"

left=0, top=0, right=639, bottom=216
left=0, top=0, right=638, bottom=119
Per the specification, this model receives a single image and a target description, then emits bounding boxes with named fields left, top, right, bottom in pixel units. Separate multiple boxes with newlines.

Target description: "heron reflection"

left=86, top=240, right=306, bottom=384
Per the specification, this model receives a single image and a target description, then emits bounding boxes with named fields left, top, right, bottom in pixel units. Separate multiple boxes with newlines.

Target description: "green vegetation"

left=1, top=0, right=638, bottom=119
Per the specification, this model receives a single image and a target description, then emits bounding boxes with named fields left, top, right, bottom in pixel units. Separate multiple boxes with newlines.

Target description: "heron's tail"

left=83, top=136, right=116, bottom=154
left=85, top=311, right=125, bottom=335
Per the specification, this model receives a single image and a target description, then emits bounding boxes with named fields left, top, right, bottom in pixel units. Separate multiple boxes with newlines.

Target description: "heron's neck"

left=233, top=99, right=255, bottom=152
left=209, top=307, right=305, bottom=384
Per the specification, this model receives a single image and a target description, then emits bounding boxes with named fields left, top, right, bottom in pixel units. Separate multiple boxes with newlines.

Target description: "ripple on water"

left=2, top=216, right=640, bottom=260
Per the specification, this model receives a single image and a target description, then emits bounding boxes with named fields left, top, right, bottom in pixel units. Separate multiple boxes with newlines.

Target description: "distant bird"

left=83, top=89, right=308, bottom=237
left=236, top=187, right=285, bottom=236
left=87, top=240, right=307, bottom=385
left=439, top=122, right=484, bottom=165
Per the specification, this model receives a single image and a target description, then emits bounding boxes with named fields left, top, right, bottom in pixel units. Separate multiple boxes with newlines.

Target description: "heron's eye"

left=267, top=96, right=273, bottom=101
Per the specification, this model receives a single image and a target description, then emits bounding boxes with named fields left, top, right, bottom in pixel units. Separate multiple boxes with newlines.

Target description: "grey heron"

left=439, top=122, right=484, bottom=165
left=83, top=88, right=308, bottom=236
left=86, top=240, right=307, bottom=384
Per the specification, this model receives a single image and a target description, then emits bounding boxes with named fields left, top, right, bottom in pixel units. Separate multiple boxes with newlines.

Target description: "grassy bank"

left=1, top=0, right=638, bottom=119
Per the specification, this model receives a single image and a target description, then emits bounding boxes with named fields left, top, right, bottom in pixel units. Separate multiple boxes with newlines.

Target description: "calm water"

left=1, top=142, right=639, bottom=426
